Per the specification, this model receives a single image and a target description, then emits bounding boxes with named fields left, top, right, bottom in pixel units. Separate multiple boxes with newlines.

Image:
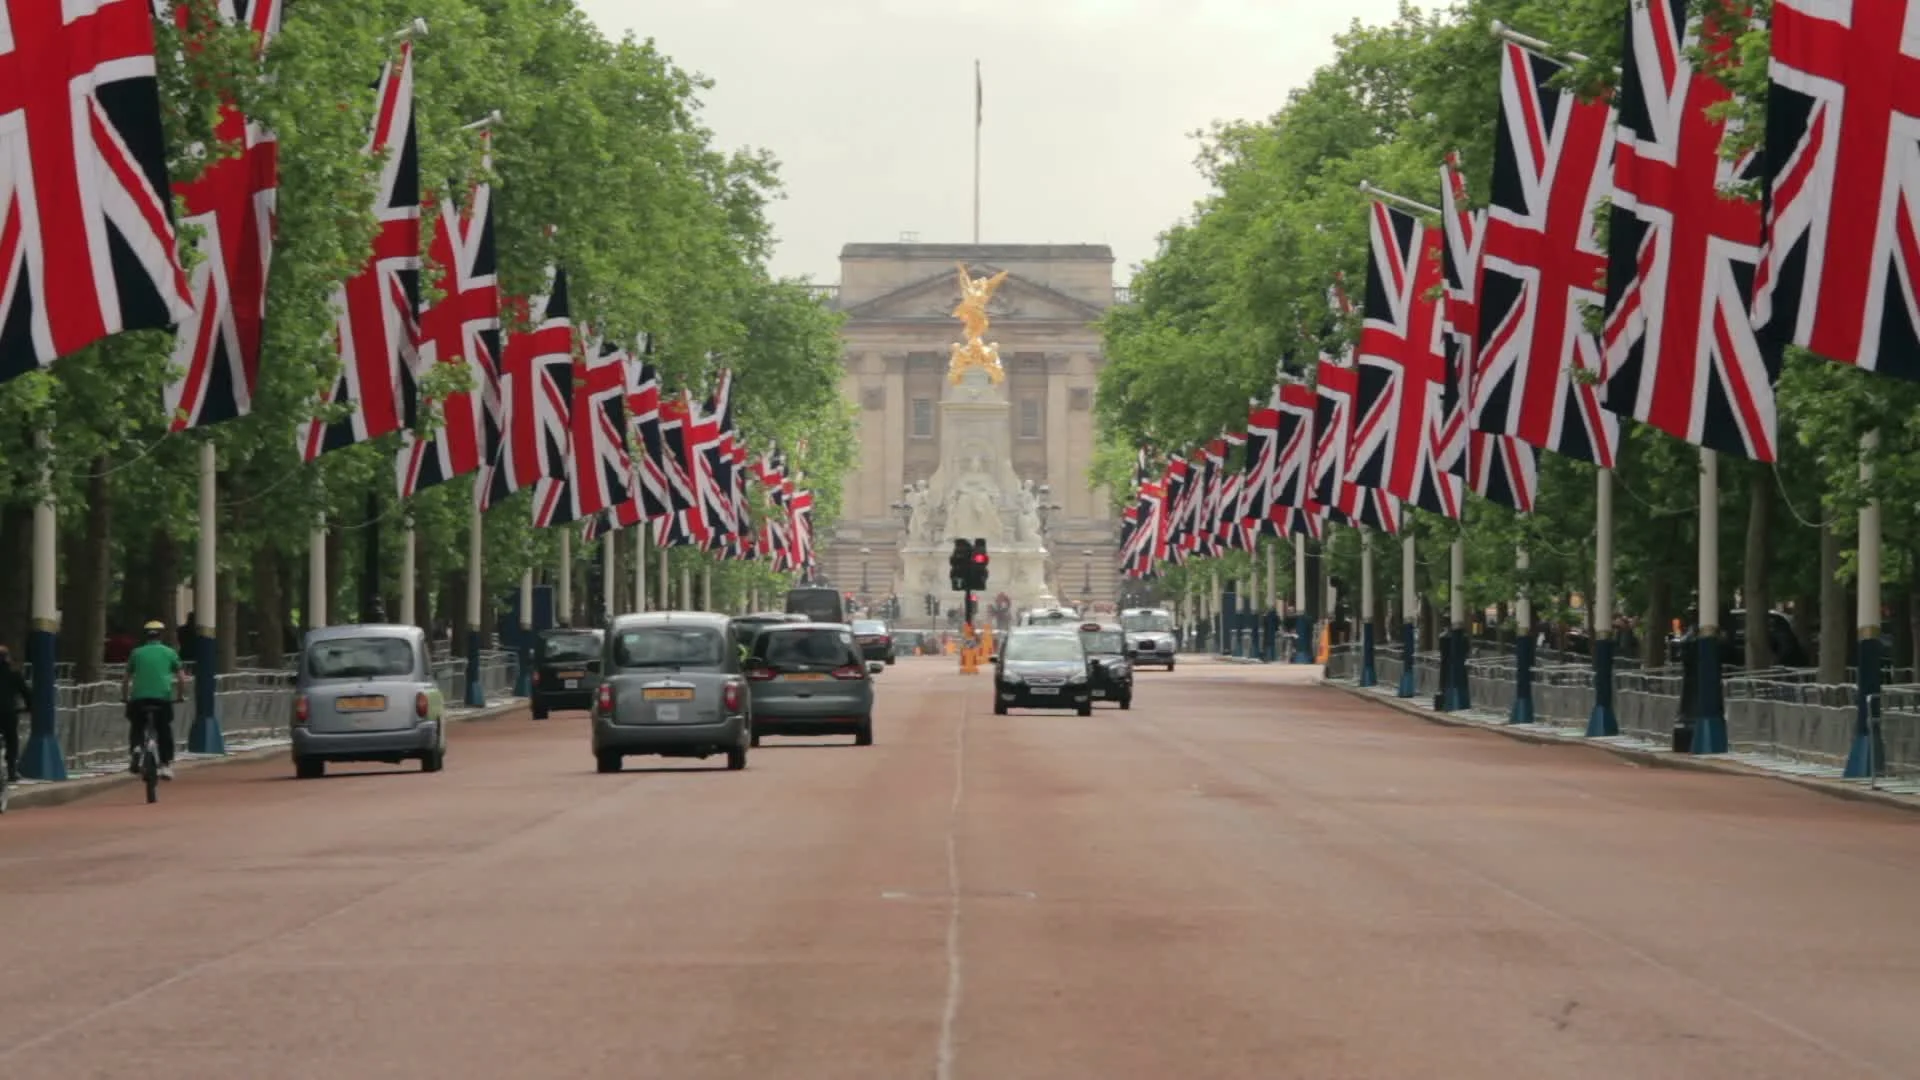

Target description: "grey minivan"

left=591, top=612, right=750, bottom=773
left=293, top=625, right=447, bottom=779
left=745, top=623, right=882, bottom=746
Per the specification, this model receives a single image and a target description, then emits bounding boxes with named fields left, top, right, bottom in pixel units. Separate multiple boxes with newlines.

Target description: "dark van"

left=784, top=586, right=846, bottom=624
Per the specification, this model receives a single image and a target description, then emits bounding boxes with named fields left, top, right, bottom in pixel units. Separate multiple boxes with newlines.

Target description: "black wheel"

left=142, top=752, right=159, bottom=803
left=885, top=656, right=895, bottom=666
left=420, top=749, right=445, bottom=773
left=1076, top=702, right=1093, bottom=717
left=750, top=731, right=762, bottom=747
left=1167, top=660, right=1176, bottom=671
left=1120, top=694, right=1133, bottom=711
left=294, top=756, right=325, bottom=780
left=595, top=752, right=622, bottom=774
left=854, top=717, right=874, bottom=746
left=532, top=699, right=549, bottom=721
left=726, top=744, right=747, bottom=771
left=993, top=698, right=1008, bottom=716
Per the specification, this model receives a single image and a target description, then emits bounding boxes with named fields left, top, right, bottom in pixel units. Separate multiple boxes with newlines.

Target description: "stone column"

left=1064, top=354, right=1093, bottom=522
left=1047, top=354, right=1072, bottom=522
left=884, top=353, right=907, bottom=525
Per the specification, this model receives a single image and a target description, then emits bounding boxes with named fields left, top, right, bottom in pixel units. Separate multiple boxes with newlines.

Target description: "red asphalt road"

left=2, top=658, right=1918, bottom=1079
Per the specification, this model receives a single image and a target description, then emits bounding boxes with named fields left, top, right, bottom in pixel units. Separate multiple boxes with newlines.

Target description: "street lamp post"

left=1082, top=549, right=1093, bottom=605
left=859, top=546, right=871, bottom=598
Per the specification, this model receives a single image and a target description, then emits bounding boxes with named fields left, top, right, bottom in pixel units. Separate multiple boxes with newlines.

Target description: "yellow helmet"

left=143, top=620, right=165, bottom=634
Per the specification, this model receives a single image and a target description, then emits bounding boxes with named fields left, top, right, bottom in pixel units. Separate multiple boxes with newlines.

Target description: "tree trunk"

left=1643, top=574, right=1672, bottom=667
left=140, top=529, right=180, bottom=647
left=1743, top=465, right=1774, bottom=669
left=217, top=562, right=240, bottom=670
left=62, top=462, right=112, bottom=681
left=0, top=502, right=31, bottom=657
left=1818, top=522, right=1849, bottom=683
left=445, top=567, right=468, bottom=658
left=250, top=549, right=284, bottom=668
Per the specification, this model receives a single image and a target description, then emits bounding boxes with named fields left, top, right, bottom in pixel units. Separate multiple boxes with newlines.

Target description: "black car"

left=850, top=619, right=895, bottom=664
left=992, top=629, right=1093, bottom=716
left=730, top=612, right=807, bottom=657
left=1076, top=622, right=1133, bottom=709
left=531, top=627, right=605, bottom=719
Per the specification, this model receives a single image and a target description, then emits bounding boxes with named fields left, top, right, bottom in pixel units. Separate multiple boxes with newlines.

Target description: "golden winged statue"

left=949, top=264, right=1009, bottom=385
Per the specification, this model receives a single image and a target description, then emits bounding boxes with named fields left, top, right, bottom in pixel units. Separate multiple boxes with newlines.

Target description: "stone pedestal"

left=894, top=368, right=1055, bottom=614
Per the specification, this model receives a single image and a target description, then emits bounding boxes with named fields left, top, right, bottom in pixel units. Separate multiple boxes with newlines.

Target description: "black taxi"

left=1076, top=621, right=1134, bottom=710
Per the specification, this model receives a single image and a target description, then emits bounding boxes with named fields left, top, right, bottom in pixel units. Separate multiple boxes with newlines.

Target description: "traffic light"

left=949, top=539, right=974, bottom=591
left=969, top=538, right=990, bottom=590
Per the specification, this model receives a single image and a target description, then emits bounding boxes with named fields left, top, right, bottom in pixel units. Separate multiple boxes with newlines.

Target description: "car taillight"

left=722, top=682, right=743, bottom=711
left=745, top=666, right=776, bottom=682
left=531, top=670, right=541, bottom=687
left=293, top=695, right=308, bottom=725
left=415, top=692, right=429, bottom=718
left=830, top=664, right=864, bottom=680
left=596, top=683, right=613, bottom=712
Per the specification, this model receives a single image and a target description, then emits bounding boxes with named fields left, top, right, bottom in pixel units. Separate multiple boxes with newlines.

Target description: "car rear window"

left=540, top=633, right=600, bottom=662
left=307, top=637, right=415, bottom=680
left=1079, top=630, right=1125, bottom=654
left=1122, top=613, right=1174, bottom=632
left=758, top=628, right=858, bottom=668
left=851, top=620, right=886, bottom=635
left=1004, top=634, right=1084, bottom=663
left=613, top=626, right=725, bottom=669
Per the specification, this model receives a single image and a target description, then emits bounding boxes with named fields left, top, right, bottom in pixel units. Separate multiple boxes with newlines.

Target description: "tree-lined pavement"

left=1, top=658, right=1916, bottom=1078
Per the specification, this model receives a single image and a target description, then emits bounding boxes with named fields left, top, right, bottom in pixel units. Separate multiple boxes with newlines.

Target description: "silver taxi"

left=592, top=612, right=750, bottom=773
left=292, top=624, right=447, bottom=779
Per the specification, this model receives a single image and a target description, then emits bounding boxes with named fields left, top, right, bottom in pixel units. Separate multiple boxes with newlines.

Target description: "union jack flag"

left=1602, top=0, right=1775, bottom=460
left=1441, top=153, right=1538, bottom=512
left=1753, top=0, right=1920, bottom=378
left=1474, top=41, right=1620, bottom=468
left=160, top=0, right=280, bottom=430
left=1313, top=358, right=1400, bottom=533
left=567, top=335, right=633, bottom=519
left=1240, top=395, right=1278, bottom=531
left=1, top=0, right=193, bottom=379
left=660, top=390, right=711, bottom=548
left=1274, top=381, right=1324, bottom=539
left=486, top=268, right=572, bottom=512
left=299, top=40, right=421, bottom=461
left=398, top=145, right=499, bottom=497
left=1352, top=202, right=1462, bottom=517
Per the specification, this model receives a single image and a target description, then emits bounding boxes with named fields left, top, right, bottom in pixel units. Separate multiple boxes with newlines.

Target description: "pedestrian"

left=0, top=645, right=28, bottom=781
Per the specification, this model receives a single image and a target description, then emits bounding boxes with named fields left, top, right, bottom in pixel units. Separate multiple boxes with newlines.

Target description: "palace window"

left=910, top=397, right=934, bottom=439
left=1018, top=398, right=1042, bottom=439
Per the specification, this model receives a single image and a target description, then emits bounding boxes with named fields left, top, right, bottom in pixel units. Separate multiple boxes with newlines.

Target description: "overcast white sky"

left=575, top=0, right=1407, bottom=285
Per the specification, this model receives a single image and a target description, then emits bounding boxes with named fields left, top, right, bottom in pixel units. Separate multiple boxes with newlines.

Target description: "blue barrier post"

left=1359, top=620, right=1376, bottom=687
left=1586, top=634, right=1618, bottom=736
left=1844, top=634, right=1883, bottom=777
left=1691, top=630, right=1727, bottom=754
left=1509, top=635, right=1534, bottom=724
left=20, top=620, right=64, bottom=781
left=187, top=626, right=225, bottom=754
left=1441, top=628, right=1471, bottom=711
left=1396, top=621, right=1416, bottom=698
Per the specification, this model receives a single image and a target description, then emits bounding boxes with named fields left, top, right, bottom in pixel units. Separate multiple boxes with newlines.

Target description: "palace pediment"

left=839, top=265, right=1108, bottom=325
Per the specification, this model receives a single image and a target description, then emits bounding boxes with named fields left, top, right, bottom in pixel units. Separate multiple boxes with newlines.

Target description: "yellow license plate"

left=642, top=687, right=694, bottom=701
left=557, top=670, right=586, bottom=679
left=337, top=695, right=386, bottom=711
left=784, top=672, right=830, bottom=681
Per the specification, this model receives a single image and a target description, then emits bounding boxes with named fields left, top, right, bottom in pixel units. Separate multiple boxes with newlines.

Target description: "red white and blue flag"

left=1, top=0, right=193, bottom=380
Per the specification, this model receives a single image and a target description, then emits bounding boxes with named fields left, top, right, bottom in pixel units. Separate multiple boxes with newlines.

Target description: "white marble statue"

left=903, top=481, right=930, bottom=545
left=951, top=470, right=1005, bottom=543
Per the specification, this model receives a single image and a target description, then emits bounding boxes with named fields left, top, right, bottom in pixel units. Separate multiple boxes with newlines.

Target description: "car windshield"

left=1005, top=634, right=1084, bottom=663
left=307, top=637, right=414, bottom=680
left=1122, top=613, right=1174, bottom=633
left=759, top=628, right=857, bottom=668
left=1027, top=611, right=1076, bottom=626
left=613, top=626, right=725, bottom=669
left=851, top=620, right=886, bottom=635
left=540, top=633, right=600, bottom=662
left=1080, top=630, right=1125, bottom=654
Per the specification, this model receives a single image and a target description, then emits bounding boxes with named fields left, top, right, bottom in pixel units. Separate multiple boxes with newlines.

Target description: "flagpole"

left=1358, top=181, right=1441, bottom=217
left=973, top=59, right=982, bottom=244
left=1359, top=531, right=1377, bottom=686
left=1510, top=543, right=1534, bottom=723
left=465, top=485, right=485, bottom=707
left=1399, top=534, right=1417, bottom=697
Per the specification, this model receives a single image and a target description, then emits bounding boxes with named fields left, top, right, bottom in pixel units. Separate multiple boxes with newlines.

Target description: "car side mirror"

left=867, top=660, right=884, bottom=675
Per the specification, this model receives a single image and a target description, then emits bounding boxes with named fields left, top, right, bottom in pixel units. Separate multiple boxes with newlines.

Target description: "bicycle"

left=133, top=700, right=164, bottom=804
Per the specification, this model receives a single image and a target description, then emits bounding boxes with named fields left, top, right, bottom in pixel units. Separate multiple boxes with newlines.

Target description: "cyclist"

left=0, top=645, right=27, bottom=783
left=123, top=621, right=185, bottom=780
